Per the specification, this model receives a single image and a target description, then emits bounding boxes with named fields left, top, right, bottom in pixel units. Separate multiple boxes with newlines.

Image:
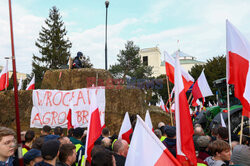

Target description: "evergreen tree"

left=109, top=41, right=153, bottom=80
left=80, top=53, right=93, bottom=68
left=32, top=6, right=72, bottom=88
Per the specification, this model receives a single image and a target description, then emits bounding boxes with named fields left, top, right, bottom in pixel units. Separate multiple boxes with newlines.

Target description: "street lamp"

left=105, top=0, right=109, bottom=70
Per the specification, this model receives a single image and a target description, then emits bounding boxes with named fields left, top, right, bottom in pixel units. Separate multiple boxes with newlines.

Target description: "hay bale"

left=0, top=69, right=171, bottom=134
left=41, top=68, right=113, bottom=90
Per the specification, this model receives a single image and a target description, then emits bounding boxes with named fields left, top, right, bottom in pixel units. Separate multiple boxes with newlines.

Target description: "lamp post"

left=105, top=0, right=109, bottom=70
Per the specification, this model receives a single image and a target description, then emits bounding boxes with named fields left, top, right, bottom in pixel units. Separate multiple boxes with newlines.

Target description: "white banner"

left=30, top=88, right=105, bottom=128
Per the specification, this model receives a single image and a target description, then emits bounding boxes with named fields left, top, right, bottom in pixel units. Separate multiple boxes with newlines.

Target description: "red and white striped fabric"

left=192, top=69, right=213, bottom=103
left=0, top=60, right=9, bottom=91
left=159, top=97, right=168, bottom=113
left=171, top=103, right=175, bottom=113
left=226, top=20, right=250, bottom=118
left=175, top=54, right=197, bottom=165
left=84, top=90, right=102, bottom=163
left=164, top=51, right=194, bottom=91
left=26, top=75, right=35, bottom=90
left=118, top=112, right=133, bottom=144
left=145, top=110, right=153, bottom=131
left=125, top=115, right=181, bottom=166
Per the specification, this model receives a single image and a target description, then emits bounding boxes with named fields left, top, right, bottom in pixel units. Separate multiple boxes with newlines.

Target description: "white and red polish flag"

left=175, top=54, right=197, bottom=165
left=84, top=90, right=102, bottom=163
left=26, top=75, right=35, bottom=90
left=192, top=69, right=213, bottom=103
left=226, top=20, right=250, bottom=118
left=118, top=112, right=133, bottom=144
left=125, top=115, right=181, bottom=166
left=145, top=110, right=153, bottom=131
left=159, top=97, right=168, bottom=113
left=164, top=51, right=194, bottom=91
left=0, top=60, right=9, bottom=91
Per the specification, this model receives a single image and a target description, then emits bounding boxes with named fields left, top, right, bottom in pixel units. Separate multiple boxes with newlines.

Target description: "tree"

left=189, top=55, right=226, bottom=102
left=109, top=41, right=153, bottom=80
left=32, top=6, right=72, bottom=88
left=80, top=53, right=93, bottom=68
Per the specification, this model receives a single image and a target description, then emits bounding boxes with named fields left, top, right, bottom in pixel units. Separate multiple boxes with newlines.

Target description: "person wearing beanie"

left=162, top=125, right=177, bottom=157
left=231, top=144, right=250, bottom=166
left=35, top=140, right=60, bottom=166
left=23, top=149, right=43, bottom=166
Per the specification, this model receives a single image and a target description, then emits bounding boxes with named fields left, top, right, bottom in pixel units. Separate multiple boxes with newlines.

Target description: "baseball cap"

left=23, top=149, right=42, bottom=164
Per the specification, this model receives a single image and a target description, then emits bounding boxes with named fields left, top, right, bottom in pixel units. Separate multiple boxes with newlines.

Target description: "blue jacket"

left=0, top=157, right=14, bottom=166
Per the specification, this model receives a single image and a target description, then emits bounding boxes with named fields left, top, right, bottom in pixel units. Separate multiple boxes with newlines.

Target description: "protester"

left=95, top=128, right=110, bottom=145
left=101, top=137, right=112, bottom=151
left=67, top=128, right=74, bottom=138
left=72, top=52, right=84, bottom=69
left=58, top=136, right=72, bottom=145
left=113, top=139, right=129, bottom=166
left=40, top=126, right=51, bottom=137
left=193, top=126, right=205, bottom=150
left=196, top=136, right=210, bottom=165
left=32, top=137, right=44, bottom=150
left=35, top=140, right=60, bottom=166
left=21, top=131, right=27, bottom=144
left=158, top=124, right=167, bottom=142
left=23, top=130, right=35, bottom=155
left=154, top=129, right=162, bottom=140
left=206, top=140, right=231, bottom=166
left=69, top=128, right=85, bottom=166
left=0, top=127, right=16, bottom=166
left=91, top=150, right=116, bottom=166
left=162, top=125, right=176, bottom=157
left=57, top=144, right=77, bottom=166
left=157, top=122, right=165, bottom=129
left=231, top=144, right=250, bottom=166
left=91, top=145, right=105, bottom=160
left=216, top=127, right=229, bottom=142
left=211, top=127, right=218, bottom=141
left=23, top=149, right=43, bottom=166
left=54, top=127, right=64, bottom=137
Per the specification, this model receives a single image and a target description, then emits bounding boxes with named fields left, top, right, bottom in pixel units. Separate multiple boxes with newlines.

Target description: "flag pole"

left=187, top=93, right=193, bottom=103
left=166, top=76, right=173, bottom=126
left=226, top=82, right=232, bottom=148
left=8, top=0, right=24, bottom=165
left=239, top=115, right=244, bottom=144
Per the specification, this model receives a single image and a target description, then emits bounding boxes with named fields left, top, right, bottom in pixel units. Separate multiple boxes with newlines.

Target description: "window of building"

left=143, top=56, right=148, bottom=66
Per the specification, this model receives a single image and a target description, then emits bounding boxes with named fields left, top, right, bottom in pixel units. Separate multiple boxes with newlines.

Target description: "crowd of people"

left=0, top=121, right=249, bottom=166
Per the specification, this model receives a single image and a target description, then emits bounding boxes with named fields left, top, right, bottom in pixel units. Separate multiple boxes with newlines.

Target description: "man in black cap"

left=23, top=149, right=43, bottom=166
left=162, top=125, right=177, bottom=157
left=35, top=140, right=60, bottom=166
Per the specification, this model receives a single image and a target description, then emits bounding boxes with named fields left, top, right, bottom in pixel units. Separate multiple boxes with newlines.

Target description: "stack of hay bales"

left=0, top=68, right=170, bottom=134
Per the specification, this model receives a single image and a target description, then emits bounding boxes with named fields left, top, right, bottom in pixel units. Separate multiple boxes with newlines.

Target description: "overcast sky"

left=1, top=0, right=250, bottom=74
